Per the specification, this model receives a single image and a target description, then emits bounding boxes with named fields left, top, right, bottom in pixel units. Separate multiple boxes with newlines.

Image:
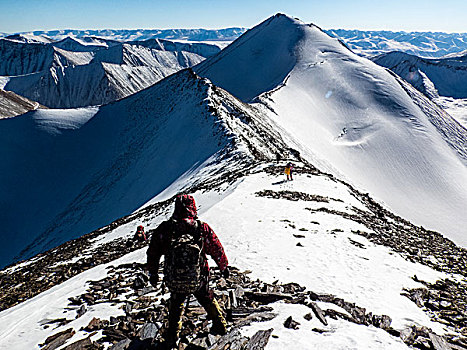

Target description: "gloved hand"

left=222, top=267, right=230, bottom=279
left=149, top=273, right=159, bottom=287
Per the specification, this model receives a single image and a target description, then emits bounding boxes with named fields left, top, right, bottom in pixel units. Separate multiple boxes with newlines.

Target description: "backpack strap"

left=196, top=220, right=204, bottom=252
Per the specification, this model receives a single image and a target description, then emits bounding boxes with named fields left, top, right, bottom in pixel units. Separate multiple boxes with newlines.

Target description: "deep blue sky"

left=1, top=0, right=466, bottom=33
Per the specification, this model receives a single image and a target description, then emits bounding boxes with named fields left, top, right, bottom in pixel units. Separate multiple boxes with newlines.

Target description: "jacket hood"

left=172, top=194, right=198, bottom=220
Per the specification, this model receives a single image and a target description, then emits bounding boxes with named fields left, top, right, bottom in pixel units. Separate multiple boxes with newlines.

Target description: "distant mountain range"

left=372, top=50, right=467, bottom=128
left=326, top=29, right=467, bottom=58
left=1, top=28, right=246, bottom=43
left=2, top=27, right=467, bottom=58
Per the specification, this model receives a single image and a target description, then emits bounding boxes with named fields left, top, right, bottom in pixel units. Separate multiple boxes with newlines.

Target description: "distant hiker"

left=284, top=162, right=294, bottom=181
left=147, top=194, right=229, bottom=348
left=134, top=225, right=147, bottom=242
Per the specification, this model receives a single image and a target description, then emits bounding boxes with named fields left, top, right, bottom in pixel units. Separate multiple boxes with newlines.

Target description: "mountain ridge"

left=195, top=14, right=467, bottom=245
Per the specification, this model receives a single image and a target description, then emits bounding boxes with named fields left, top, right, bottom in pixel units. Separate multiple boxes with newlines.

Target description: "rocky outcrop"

left=35, top=261, right=462, bottom=350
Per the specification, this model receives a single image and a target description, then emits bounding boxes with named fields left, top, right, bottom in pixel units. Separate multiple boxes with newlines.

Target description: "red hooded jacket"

left=146, top=195, right=228, bottom=277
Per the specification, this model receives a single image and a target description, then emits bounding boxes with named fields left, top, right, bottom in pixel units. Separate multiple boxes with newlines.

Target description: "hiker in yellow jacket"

left=284, top=162, right=293, bottom=181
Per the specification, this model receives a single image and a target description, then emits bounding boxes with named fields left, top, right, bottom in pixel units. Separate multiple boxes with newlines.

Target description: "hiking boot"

left=204, top=298, right=227, bottom=335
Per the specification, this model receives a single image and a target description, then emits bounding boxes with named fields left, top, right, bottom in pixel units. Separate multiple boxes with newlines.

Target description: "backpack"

left=164, top=219, right=204, bottom=294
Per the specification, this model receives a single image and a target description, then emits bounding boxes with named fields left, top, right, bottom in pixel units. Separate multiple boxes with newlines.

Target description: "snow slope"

left=52, top=36, right=117, bottom=52
left=0, top=39, right=58, bottom=76
left=195, top=14, right=467, bottom=246
left=0, top=38, right=98, bottom=76
left=372, top=51, right=467, bottom=99
left=0, top=70, right=221, bottom=267
left=3, top=33, right=53, bottom=44
left=435, top=96, right=467, bottom=128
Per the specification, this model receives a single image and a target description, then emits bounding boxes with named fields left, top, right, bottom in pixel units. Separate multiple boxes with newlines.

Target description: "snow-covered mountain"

left=1, top=158, right=465, bottom=350
left=0, top=39, right=76, bottom=76
left=372, top=51, right=467, bottom=99
left=3, top=33, right=54, bottom=44
left=1, top=39, right=221, bottom=108
left=52, top=36, right=120, bottom=52
left=0, top=14, right=466, bottom=350
left=326, top=28, right=467, bottom=58
left=195, top=14, right=467, bottom=245
left=0, top=89, right=43, bottom=118
left=372, top=51, right=467, bottom=128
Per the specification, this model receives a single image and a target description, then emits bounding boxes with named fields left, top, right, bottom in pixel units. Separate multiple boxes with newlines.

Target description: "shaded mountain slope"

left=0, top=67, right=286, bottom=268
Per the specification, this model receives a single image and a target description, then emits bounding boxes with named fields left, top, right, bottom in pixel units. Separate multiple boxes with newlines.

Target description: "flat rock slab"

left=244, top=328, right=274, bottom=350
left=42, top=328, right=76, bottom=350
left=429, top=333, right=451, bottom=350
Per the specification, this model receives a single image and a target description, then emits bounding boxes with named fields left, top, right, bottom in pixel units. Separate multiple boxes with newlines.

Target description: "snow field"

left=202, top=170, right=445, bottom=334
left=242, top=302, right=409, bottom=350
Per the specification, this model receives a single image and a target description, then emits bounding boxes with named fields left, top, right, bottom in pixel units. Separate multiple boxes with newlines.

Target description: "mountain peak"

left=194, top=14, right=341, bottom=102
left=194, top=13, right=309, bottom=102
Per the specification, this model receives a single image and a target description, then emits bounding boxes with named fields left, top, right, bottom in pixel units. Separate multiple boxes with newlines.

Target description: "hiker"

left=284, top=162, right=294, bottom=181
left=147, top=194, right=229, bottom=348
left=134, top=225, right=147, bottom=242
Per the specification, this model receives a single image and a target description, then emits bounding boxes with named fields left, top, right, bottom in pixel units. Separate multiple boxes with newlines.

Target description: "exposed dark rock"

left=429, top=332, right=452, bottom=350
left=312, top=328, right=331, bottom=334
left=400, top=326, right=416, bottom=344
left=208, top=328, right=248, bottom=350
left=256, top=189, right=330, bottom=203
left=84, top=318, right=109, bottom=332
left=42, top=328, right=75, bottom=350
left=138, top=322, right=160, bottom=340
left=305, top=302, right=328, bottom=326
left=244, top=328, right=273, bottom=349
left=283, top=316, right=300, bottom=329
left=402, top=277, right=467, bottom=336
left=76, top=304, right=87, bottom=319
left=371, top=315, right=392, bottom=330
left=108, top=338, right=131, bottom=350
left=61, top=335, right=98, bottom=350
